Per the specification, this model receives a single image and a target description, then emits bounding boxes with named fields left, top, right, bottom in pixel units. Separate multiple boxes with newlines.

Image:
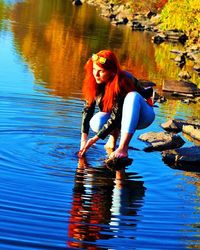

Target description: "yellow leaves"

left=160, top=0, right=200, bottom=32
left=189, top=0, right=200, bottom=10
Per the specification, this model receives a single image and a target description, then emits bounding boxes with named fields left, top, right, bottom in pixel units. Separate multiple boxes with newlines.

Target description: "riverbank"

left=76, top=0, right=200, bottom=88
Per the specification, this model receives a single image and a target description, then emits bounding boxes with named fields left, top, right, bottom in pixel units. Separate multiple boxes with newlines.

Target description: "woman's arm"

left=80, top=132, right=88, bottom=149
left=81, top=101, right=96, bottom=135
left=79, top=101, right=96, bottom=152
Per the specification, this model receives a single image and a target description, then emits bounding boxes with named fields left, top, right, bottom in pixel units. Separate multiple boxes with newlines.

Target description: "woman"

left=78, top=50, right=155, bottom=159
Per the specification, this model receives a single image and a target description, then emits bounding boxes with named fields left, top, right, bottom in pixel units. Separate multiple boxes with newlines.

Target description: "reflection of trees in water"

left=9, top=0, right=116, bottom=98
left=8, top=0, right=160, bottom=98
left=67, top=157, right=146, bottom=249
left=7, top=0, right=199, bottom=117
left=10, top=0, right=89, bottom=97
left=0, top=0, right=8, bottom=30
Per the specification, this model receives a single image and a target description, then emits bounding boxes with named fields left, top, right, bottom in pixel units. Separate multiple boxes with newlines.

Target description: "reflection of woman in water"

left=67, top=157, right=113, bottom=249
left=67, top=158, right=146, bottom=248
left=79, top=50, right=155, bottom=159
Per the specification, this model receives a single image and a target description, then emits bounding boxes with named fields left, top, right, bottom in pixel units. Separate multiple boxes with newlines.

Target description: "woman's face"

left=92, top=62, right=113, bottom=84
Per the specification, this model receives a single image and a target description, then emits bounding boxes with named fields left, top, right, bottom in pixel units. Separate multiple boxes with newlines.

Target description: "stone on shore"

left=164, top=29, right=188, bottom=44
left=161, top=118, right=200, bottom=133
left=132, top=21, right=145, bottom=31
left=174, top=54, right=186, bottom=68
left=162, top=146, right=200, bottom=171
left=178, top=70, right=191, bottom=80
left=182, top=125, right=200, bottom=141
left=152, top=33, right=165, bottom=44
left=162, top=80, right=200, bottom=97
left=161, top=119, right=185, bottom=132
left=152, top=30, right=188, bottom=45
left=73, top=0, right=82, bottom=5
left=139, top=131, right=185, bottom=152
left=193, top=62, right=200, bottom=74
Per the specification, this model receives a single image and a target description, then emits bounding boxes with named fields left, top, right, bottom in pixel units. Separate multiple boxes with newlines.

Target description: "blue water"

left=0, top=1, right=200, bottom=249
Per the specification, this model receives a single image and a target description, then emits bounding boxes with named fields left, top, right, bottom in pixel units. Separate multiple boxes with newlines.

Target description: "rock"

left=122, top=17, right=129, bottom=24
left=152, top=34, right=165, bottom=44
left=170, top=49, right=186, bottom=55
left=144, top=24, right=156, bottom=32
left=171, top=92, right=195, bottom=98
left=186, top=51, right=200, bottom=61
left=193, top=62, right=200, bottom=74
left=179, top=34, right=188, bottom=44
left=186, top=118, right=200, bottom=126
left=162, top=146, right=200, bottom=171
left=73, top=0, right=82, bottom=5
left=161, top=118, right=200, bottom=133
left=164, top=29, right=188, bottom=44
left=181, top=98, right=196, bottom=104
left=174, top=54, right=185, bottom=63
left=146, top=11, right=157, bottom=19
left=161, top=119, right=185, bottom=132
left=132, top=21, right=144, bottom=31
left=195, top=97, right=200, bottom=103
left=183, top=133, right=200, bottom=146
left=108, top=13, right=116, bottom=20
left=185, top=44, right=200, bottom=54
left=178, top=70, right=191, bottom=80
left=156, top=95, right=167, bottom=103
left=114, top=17, right=129, bottom=25
left=174, top=54, right=186, bottom=68
left=138, top=131, right=185, bottom=152
left=104, top=157, right=133, bottom=170
left=162, top=80, right=200, bottom=97
left=182, top=125, right=200, bottom=141
left=116, top=4, right=133, bottom=21
left=152, top=91, right=166, bottom=104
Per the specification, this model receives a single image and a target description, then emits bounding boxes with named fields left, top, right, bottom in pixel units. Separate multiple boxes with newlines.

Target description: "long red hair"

left=82, top=50, right=137, bottom=112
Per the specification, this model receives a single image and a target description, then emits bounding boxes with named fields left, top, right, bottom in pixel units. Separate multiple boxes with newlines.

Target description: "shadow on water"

left=67, top=157, right=146, bottom=249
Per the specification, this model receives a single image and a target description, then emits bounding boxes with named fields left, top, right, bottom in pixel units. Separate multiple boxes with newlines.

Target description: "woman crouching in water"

left=78, top=50, right=155, bottom=159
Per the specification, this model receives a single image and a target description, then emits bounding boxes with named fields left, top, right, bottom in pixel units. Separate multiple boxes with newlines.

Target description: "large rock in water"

left=161, top=118, right=200, bottom=133
left=182, top=125, right=200, bottom=141
left=138, top=131, right=185, bottom=152
left=161, top=119, right=186, bottom=132
left=73, top=0, right=82, bottom=5
left=162, top=80, right=200, bottom=97
left=162, top=146, right=200, bottom=172
left=164, top=29, right=188, bottom=44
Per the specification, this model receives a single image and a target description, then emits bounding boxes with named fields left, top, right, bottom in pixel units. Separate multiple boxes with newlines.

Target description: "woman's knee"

left=90, top=112, right=110, bottom=132
left=124, top=91, right=141, bottom=103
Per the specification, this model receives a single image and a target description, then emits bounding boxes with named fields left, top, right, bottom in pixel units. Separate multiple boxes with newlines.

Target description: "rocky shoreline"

left=139, top=118, right=200, bottom=172
left=74, top=0, right=200, bottom=88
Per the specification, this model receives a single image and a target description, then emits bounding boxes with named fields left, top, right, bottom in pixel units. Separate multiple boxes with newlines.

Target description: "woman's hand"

left=78, top=135, right=99, bottom=157
left=109, top=147, right=128, bottom=159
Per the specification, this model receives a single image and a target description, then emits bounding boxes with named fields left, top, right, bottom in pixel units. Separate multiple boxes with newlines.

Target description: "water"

left=0, top=0, right=200, bottom=249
